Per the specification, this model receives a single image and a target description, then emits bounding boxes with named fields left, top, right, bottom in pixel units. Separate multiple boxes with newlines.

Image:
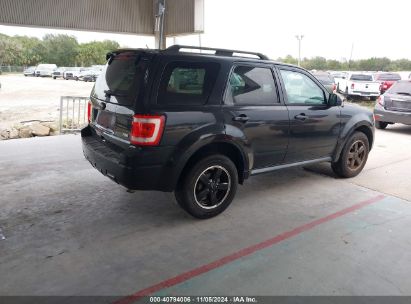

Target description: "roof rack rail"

left=164, top=45, right=269, bottom=60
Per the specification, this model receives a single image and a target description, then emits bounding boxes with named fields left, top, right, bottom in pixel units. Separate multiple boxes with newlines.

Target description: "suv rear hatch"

left=89, top=50, right=154, bottom=142
left=384, top=81, right=411, bottom=112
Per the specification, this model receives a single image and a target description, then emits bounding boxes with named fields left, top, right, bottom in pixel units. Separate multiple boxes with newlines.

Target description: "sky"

left=0, top=0, right=410, bottom=61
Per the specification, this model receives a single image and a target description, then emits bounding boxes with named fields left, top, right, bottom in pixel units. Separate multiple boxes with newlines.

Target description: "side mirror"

left=329, top=93, right=343, bottom=107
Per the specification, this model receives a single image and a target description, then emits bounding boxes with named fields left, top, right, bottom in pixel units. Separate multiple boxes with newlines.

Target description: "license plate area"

left=96, top=110, right=116, bottom=130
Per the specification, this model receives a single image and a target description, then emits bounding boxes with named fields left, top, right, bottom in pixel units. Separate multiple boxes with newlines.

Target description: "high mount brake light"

left=130, top=114, right=165, bottom=146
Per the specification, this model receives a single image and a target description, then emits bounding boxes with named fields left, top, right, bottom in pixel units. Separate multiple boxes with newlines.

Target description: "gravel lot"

left=0, top=74, right=93, bottom=130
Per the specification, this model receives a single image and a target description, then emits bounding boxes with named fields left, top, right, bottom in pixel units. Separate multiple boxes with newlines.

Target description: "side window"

left=226, top=66, right=279, bottom=105
left=167, top=68, right=205, bottom=95
left=280, top=70, right=326, bottom=105
left=158, top=62, right=220, bottom=105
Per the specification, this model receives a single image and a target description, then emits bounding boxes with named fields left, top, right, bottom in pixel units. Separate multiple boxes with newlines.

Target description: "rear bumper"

left=374, top=105, right=411, bottom=125
left=81, top=126, right=176, bottom=192
left=350, top=91, right=380, bottom=97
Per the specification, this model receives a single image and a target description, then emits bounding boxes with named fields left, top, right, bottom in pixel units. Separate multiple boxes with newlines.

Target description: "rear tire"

left=332, top=131, right=369, bottom=178
left=175, top=155, right=238, bottom=219
left=375, top=121, right=388, bottom=129
left=370, top=96, right=377, bottom=101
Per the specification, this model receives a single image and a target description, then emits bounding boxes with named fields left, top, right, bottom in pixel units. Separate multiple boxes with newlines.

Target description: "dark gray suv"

left=82, top=45, right=375, bottom=219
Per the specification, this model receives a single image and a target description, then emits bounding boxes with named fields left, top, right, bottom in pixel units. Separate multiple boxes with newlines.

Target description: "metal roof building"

left=0, top=0, right=204, bottom=48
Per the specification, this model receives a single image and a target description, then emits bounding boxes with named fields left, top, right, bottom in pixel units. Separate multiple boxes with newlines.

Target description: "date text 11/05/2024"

left=149, top=296, right=258, bottom=303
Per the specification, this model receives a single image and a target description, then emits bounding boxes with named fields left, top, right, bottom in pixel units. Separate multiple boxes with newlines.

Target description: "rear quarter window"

left=157, top=62, right=220, bottom=105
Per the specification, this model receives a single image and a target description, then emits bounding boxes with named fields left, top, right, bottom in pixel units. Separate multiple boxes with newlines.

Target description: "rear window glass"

left=93, top=51, right=148, bottom=105
left=157, top=62, right=220, bottom=105
left=314, top=75, right=334, bottom=84
left=105, top=52, right=139, bottom=93
left=388, top=81, right=411, bottom=95
left=377, top=73, right=401, bottom=81
left=350, top=74, right=373, bottom=81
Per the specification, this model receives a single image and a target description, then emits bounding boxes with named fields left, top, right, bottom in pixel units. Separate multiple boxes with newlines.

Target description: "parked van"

left=35, top=64, right=57, bottom=77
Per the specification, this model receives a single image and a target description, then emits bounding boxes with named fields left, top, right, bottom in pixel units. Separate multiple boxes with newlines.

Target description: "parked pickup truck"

left=336, top=73, right=380, bottom=100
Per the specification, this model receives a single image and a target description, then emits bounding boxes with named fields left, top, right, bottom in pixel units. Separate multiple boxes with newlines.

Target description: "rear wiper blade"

left=104, top=90, right=127, bottom=98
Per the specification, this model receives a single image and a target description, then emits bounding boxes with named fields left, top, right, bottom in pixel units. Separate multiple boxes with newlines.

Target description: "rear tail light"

left=87, top=101, right=92, bottom=123
left=130, top=114, right=165, bottom=146
left=377, top=95, right=385, bottom=106
left=351, top=83, right=355, bottom=89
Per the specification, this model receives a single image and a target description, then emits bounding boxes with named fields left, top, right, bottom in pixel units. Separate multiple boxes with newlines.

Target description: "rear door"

left=278, top=67, right=341, bottom=162
left=223, top=63, right=289, bottom=169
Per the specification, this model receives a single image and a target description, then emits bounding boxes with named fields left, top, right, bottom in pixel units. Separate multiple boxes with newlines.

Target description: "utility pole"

left=348, top=43, right=354, bottom=69
left=154, top=0, right=166, bottom=49
left=295, top=34, right=304, bottom=66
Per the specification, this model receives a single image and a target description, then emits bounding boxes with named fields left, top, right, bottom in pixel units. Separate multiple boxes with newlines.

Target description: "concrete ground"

left=1, top=125, right=411, bottom=300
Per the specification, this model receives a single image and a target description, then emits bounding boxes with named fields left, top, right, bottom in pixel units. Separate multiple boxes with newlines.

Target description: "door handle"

left=294, top=113, right=308, bottom=121
left=233, top=114, right=249, bottom=122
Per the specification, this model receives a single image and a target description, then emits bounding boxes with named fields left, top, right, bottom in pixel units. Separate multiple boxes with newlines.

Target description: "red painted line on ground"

left=113, top=194, right=385, bottom=304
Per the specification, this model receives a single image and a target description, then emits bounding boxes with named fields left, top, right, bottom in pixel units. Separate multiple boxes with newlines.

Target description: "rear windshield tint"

left=93, top=51, right=145, bottom=104
left=388, top=81, right=411, bottom=95
left=377, top=73, right=401, bottom=81
left=315, top=75, right=334, bottom=84
left=157, top=62, right=220, bottom=105
left=350, top=74, right=373, bottom=81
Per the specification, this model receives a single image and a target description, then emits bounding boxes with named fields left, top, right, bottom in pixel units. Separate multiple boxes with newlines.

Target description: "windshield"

left=350, top=74, right=373, bottom=81
left=388, top=81, right=411, bottom=95
left=377, top=73, right=401, bottom=81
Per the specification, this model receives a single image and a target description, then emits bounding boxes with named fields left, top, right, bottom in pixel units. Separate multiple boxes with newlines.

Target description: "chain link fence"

left=0, top=66, right=25, bottom=73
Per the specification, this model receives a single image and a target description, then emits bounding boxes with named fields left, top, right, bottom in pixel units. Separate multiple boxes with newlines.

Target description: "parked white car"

left=63, top=67, right=86, bottom=80
left=335, top=72, right=380, bottom=100
left=35, top=64, right=57, bottom=77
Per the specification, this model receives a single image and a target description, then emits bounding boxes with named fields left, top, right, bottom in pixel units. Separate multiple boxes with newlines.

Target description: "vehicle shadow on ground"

left=116, top=166, right=332, bottom=224
left=381, top=125, right=411, bottom=135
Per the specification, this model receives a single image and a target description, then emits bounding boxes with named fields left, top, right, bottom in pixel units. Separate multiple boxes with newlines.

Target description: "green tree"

left=326, top=60, right=342, bottom=71
left=0, top=34, right=23, bottom=66
left=14, top=36, right=45, bottom=66
left=277, top=55, right=298, bottom=65
left=76, top=40, right=120, bottom=66
left=302, top=56, right=327, bottom=70
left=41, top=34, right=79, bottom=66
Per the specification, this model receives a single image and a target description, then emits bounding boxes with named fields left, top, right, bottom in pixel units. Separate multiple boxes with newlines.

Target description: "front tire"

left=375, top=121, right=388, bottom=129
left=332, top=131, right=369, bottom=178
left=175, top=155, right=238, bottom=219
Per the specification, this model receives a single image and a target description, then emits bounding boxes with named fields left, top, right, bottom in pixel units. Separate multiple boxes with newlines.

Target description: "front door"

left=224, top=64, right=289, bottom=169
left=278, top=68, right=341, bottom=163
